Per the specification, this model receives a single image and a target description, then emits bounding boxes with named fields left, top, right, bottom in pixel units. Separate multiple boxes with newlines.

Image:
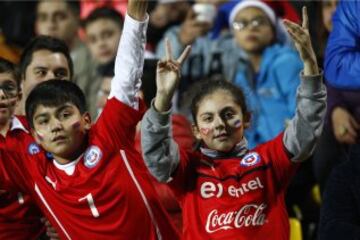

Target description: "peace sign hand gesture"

left=154, top=39, right=191, bottom=112
left=284, top=7, right=319, bottom=75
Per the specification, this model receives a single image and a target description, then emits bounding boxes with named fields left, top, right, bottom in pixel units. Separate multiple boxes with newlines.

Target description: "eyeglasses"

left=232, top=17, right=270, bottom=31
left=0, top=83, right=18, bottom=98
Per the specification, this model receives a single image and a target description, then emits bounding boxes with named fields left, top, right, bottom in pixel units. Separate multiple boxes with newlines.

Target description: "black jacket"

left=319, top=144, right=360, bottom=240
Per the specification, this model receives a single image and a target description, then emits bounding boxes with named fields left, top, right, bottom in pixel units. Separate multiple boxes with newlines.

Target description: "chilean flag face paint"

left=72, top=121, right=81, bottom=130
left=200, top=127, right=212, bottom=135
left=234, top=119, right=242, bottom=128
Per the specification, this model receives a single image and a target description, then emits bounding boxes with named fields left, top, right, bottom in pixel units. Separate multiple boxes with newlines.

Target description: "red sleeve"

left=168, top=149, right=198, bottom=200
left=255, top=132, right=298, bottom=190
left=94, top=98, right=147, bottom=149
left=0, top=148, right=31, bottom=193
left=171, top=114, right=195, bottom=151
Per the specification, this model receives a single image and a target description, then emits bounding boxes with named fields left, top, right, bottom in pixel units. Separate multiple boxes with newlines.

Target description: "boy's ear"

left=243, top=113, right=251, bottom=129
left=82, top=112, right=92, bottom=130
left=192, top=123, right=202, bottom=140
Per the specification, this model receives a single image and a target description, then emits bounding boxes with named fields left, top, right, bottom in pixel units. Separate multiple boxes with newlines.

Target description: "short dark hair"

left=0, top=57, right=21, bottom=90
left=37, top=0, right=80, bottom=17
left=65, top=0, right=80, bottom=17
left=19, top=35, right=74, bottom=80
left=26, top=80, right=87, bottom=128
left=190, top=79, right=249, bottom=124
left=83, top=7, right=124, bottom=30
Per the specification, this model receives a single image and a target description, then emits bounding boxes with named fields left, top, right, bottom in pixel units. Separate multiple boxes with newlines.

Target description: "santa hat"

left=229, top=0, right=276, bottom=26
left=228, top=0, right=292, bottom=46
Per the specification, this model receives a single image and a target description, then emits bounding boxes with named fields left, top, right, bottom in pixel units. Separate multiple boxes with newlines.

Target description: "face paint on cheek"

left=71, top=121, right=81, bottom=130
left=200, top=127, right=212, bottom=135
left=233, top=119, right=242, bottom=128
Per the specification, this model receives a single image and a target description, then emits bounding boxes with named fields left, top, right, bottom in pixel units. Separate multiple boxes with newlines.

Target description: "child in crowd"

left=83, top=6, right=124, bottom=119
left=0, top=1, right=179, bottom=239
left=228, top=0, right=303, bottom=148
left=35, top=0, right=80, bottom=51
left=141, top=7, right=326, bottom=240
left=0, top=58, right=45, bottom=240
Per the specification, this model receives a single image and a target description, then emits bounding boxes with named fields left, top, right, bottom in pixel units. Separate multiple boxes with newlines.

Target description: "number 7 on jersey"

left=79, top=193, right=100, bottom=218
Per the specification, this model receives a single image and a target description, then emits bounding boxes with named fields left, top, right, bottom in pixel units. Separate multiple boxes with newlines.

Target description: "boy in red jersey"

left=0, top=1, right=180, bottom=239
left=0, top=58, right=45, bottom=240
left=141, top=7, right=326, bottom=240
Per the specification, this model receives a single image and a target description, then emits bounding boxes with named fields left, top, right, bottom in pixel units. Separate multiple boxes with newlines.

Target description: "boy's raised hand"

left=127, top=0, right=148, bottom=21
left=154, top=39, right=191, bottom=112
left=284, top=7, right=319, bottom=75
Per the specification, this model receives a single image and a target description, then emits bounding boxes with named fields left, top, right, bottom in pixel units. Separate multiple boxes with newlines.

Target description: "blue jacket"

left=325, top=0, right=360, bottom=89
left=234, top=44, right=303, bottom=148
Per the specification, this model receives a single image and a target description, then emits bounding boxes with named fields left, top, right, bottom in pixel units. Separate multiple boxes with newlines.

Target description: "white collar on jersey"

left=10, top=116, right=29, bottom=133
left=200, top=137, right=248, bottom=159
left=53, top=154, right=83, bottom=176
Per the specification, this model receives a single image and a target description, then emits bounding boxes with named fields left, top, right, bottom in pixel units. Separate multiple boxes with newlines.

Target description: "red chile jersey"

left=0, top=116, right=44, bottom=240
left=169, top=133, right=298, bottom=240
left=0, top=99, right=179, bottom=240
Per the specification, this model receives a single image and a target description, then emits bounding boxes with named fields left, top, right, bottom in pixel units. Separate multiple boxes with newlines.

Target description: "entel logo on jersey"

left=28, top=143, right=40, bottom=155
left=240, top=152, right=260, bottom=167
left=84, top=145, right=102, bottom=168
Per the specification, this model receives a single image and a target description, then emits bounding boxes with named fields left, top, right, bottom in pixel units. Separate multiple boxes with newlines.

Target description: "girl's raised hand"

left=154, top=39, right=191, bottom=112
left=284, top=7, right=319, bottom=75
left=284, top=7, right=317, bottom=65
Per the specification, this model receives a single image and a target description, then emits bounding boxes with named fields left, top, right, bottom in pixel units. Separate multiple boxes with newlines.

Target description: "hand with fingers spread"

left=154, top=39, right=191, bottom=112
left=284, top=7, right=319, bottom=76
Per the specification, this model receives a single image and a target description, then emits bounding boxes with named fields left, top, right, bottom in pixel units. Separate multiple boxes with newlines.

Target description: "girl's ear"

left=82, top=112, right=92, bottom=130
left=243, top=112, right=251, bottom=129
left=192, top=123, right=202, bottom=140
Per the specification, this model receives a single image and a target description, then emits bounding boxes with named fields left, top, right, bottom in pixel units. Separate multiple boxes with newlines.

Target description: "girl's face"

left=193, top=89, right=250, bottom=152
left=233, top=7, right=274, bottom=54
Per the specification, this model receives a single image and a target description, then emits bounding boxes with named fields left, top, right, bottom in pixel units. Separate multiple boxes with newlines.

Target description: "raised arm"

left=108, top=0, right=148, bottom=110
left=283, top=7, right=326, bottom=162
left=141, top=41, right=191, bottom=182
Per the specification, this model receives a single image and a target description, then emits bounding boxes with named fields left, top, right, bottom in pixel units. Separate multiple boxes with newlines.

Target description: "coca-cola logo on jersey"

left=205, top=203, right=267, bottom=233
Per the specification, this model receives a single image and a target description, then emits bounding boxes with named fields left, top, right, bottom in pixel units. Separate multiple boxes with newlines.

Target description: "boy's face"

left=36, top=0, right=79, bottom=45
left=32, top=102, right=91, bottom=161
left=0, top=73, right=21, bottom=125
left=193, top=89, right=250, bottom=152
left=233, top=7, right=274, bottom=54
left=85, top=19, right=122, bottom=64
left=23, top=49, right=71, bottom=98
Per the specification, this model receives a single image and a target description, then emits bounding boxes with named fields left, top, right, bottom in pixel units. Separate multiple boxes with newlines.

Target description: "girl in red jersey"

left=141, top=7, right=326, bottom=240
